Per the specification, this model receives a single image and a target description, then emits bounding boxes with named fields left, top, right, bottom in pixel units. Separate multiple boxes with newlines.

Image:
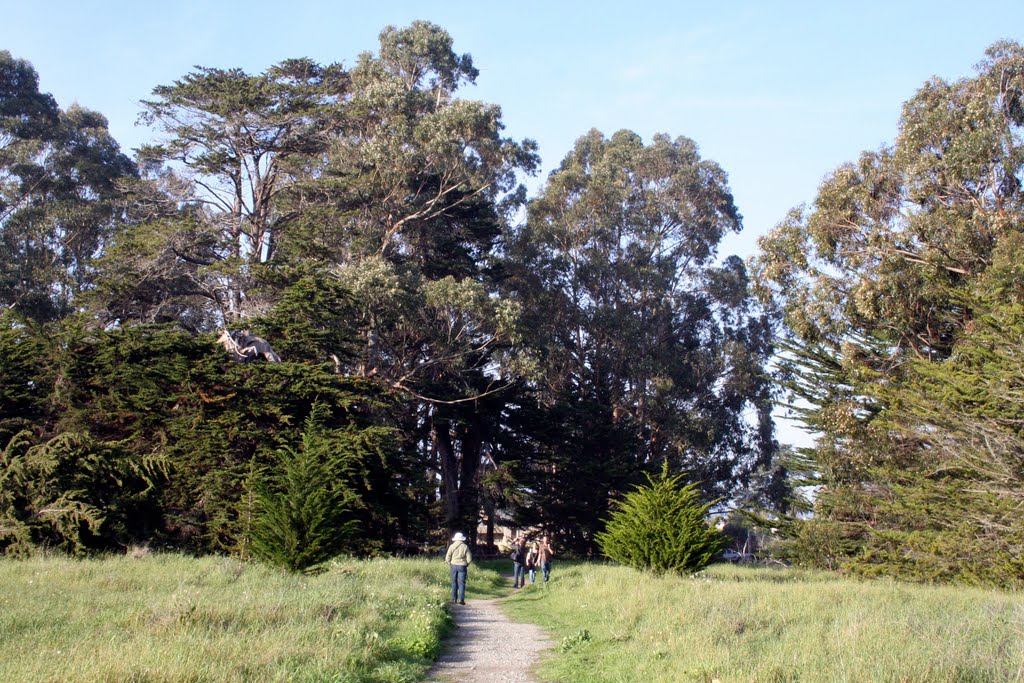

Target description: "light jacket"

left=445, top=541, right=472, bottom=567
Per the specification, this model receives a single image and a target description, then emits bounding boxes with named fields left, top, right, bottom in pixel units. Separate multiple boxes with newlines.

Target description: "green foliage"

left=0, top=430, right=163, bottom=556
left=510, top=394, right=643, bottom=551
left=559, top=629, right=591, bottom=653
left=835, top=294, right=1024, bottom=588
left=0, top=50, right=58, bottom=140
left=59, top=325, right=370, bottom=553
left=99, top=57, right=346, bottom=326
left=752, top=40, right=1024, bottom=587
left=0, top=317, right=408, bottom=557
left=596, top=465, right=726, bottom=574
left=844, top=476, right=1024, bottom=587
left=1, top=52, right=136, bottom=322
left=0, top=312, right=53, bottom=447
left=249, top=405, right=360, bottom=572
left=509, top=128, right=780, bottom=551
left=7, top=24, right=790, bottom=566
left=275, top=21, right=540, bottom=539
left=252, top=269, right=360, bottom=366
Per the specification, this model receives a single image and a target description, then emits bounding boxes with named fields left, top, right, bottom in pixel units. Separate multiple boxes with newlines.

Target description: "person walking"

left=538, top=535, right=555, bottom=582
left=510, top=536, right=528, bottom=588
left=526, top=542, right=539, bottom=584
left=444, top=532, right=472, bottom=605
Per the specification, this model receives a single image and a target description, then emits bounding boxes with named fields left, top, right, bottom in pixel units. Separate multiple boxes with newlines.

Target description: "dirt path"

left=425, top=597, right=553, bottom=683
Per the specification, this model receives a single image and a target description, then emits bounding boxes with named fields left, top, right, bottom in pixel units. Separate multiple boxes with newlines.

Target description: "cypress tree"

left=596, top=464, right=727, bottom=575
left=249, top=404, right=359, bottom=572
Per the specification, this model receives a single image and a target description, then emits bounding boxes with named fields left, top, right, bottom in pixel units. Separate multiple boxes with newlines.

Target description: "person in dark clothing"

left=526, top=542, right=539, bottom=584
left=510, top=536, right=528, bottom=588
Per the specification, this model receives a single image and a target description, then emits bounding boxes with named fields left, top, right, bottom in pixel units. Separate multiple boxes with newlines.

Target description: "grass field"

left=4, top=554, right=1021, bottom=682
left=0, top=553, right=503, bottom=683
left=503, top=561, right=1024, bottom=683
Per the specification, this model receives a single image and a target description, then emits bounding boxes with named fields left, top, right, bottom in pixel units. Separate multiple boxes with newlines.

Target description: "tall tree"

left=96, top=59, right=346, bottom=327
left=751, top=40, right=1024, bottom=585
left=280, top=22, right=539, bottom=535
left=510, top=129, right=778, bottom=548
left=1, top=51, right=136, bottom=321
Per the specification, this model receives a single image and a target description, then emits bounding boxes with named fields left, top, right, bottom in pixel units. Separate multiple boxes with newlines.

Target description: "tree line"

left=0, top=22, right=779, bottom=562
left=2, top=24, right=1020, bottom=586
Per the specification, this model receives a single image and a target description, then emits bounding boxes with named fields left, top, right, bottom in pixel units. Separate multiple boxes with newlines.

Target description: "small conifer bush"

left=249, top=405, right=358, bottom=572
left=596, top=465, right=727, bottom=574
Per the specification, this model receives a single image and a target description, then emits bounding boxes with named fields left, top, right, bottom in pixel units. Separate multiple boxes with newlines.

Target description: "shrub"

left=596, top=464, right=726, bottom=574
left=248, top=404, right=360, bottom=572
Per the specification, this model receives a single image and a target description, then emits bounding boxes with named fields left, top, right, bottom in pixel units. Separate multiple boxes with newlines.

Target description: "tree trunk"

left=458, top=414, right=484, bottom=545
left=433, top=417, right=460, bottom=530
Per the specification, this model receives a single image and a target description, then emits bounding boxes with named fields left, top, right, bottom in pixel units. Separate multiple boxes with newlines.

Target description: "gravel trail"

left=425, top=597, right=553, bottom=683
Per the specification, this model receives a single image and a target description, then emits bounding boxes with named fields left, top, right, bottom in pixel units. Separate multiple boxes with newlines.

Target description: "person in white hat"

left=444, top=532, right=472, bottom=604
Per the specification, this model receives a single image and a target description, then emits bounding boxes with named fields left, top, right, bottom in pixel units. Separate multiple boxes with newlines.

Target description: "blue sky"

left=4, top=0, right=1023, bottom=445
left=5, top=1, right=1021, bottom=257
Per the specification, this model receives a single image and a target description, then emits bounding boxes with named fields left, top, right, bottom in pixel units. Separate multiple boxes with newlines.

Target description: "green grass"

left=503, top=561, right=1024, bottom=683
left=7, top=554, right=1018, bottom=682
left=0, top=553, right=503, bottom=682
left=463, top=558, right=514, bottom=598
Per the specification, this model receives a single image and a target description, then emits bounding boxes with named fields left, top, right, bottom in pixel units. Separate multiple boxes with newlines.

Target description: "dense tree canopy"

left=3, top=22, right=794, bottom=571
left=94, top=58, right=346, bottom=328
left=275, top=22, right=541, bottom=538
left=10, top=29, right=1022, bottom=586
left=753, top=40, right=1024, bottom=587
left=506, top=129, right=779, bottom=549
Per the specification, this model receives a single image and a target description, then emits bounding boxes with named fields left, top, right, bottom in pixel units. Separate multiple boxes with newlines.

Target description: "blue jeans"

left=450, top=564, right=467, bottom=602
left=528, top=566, right=536, bottom=583
left=513, top=562, right=526, bottom=587
left=541, top=561, right=552, bottom=582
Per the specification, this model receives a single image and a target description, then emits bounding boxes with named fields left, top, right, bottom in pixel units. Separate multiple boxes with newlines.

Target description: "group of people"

left=442, top=531, right=555, bottom=605
left=509, top=534, right=554, bottom=588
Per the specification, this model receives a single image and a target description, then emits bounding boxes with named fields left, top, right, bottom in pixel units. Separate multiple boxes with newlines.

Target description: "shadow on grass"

left=464, top=559, right=515, bottom=600
left=463, top=558, right=611, bottom=607
left=503, top=589, right=549, bottom=603
left=496, top=558, right=822, bottom=587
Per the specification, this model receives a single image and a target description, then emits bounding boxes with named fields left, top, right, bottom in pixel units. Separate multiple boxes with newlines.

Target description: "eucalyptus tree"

left=90, top=23, right=537, bottom=537
left=751, top=41, right=1024, bottom=583
left=280, top=22, right=539, bottom=535
left=510, top=129, right=778, bottom=547
left=1, top=50, right=58, bottom=228
left=1, top=51, right=136, bottom=321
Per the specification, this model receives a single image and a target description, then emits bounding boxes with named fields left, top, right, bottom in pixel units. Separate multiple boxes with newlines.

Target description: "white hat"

left=451, top=532, right=466, bottom=542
